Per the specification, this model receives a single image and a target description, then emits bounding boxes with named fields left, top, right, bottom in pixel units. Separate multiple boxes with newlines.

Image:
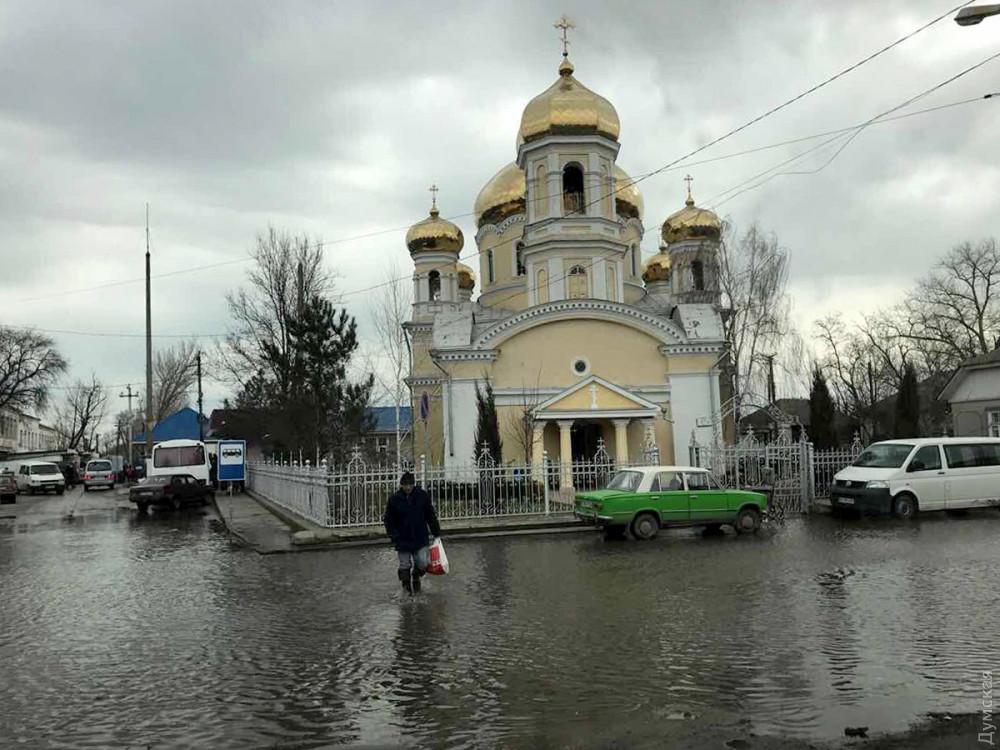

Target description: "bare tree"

left=153, top=341, right=198, bottom=421
left=366, top=264, right=413, bottom=467
left=507, top=370, right=543, bottom=464
left=54, top=376, right=108, bottom=451
left=897, top=238, right=1000, bottom=371
left=718, top=222, right=792, bottom=415
left=218, top=226, right=334, bottom=393
left=0, top=326, right=67, bottom=414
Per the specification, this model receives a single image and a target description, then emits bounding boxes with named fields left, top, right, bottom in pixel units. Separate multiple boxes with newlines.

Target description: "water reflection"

left=1, top=510, right=999, bottom=747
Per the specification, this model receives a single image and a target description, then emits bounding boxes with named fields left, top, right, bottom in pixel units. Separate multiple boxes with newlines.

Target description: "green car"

left=574, top=466, right=768, bottom=540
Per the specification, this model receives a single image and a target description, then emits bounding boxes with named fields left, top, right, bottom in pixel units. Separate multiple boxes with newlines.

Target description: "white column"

left=613, top=419, right=630, bottom=466
left=548, top=257, right=562, bottom=301
left=558, top=420, right=574, bottom=489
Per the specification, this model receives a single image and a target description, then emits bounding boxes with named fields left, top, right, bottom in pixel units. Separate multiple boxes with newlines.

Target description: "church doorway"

left=571, top=421, right=603, bottom=460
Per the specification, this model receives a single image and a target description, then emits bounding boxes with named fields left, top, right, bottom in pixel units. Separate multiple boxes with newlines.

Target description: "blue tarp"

left=367, top=406, right=412, bottom=432
left=133, top=407, right=209, bottom=444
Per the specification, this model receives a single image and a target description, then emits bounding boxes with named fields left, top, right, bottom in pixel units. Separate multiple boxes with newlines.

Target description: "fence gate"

left=689, top=431, right=813, bottom=520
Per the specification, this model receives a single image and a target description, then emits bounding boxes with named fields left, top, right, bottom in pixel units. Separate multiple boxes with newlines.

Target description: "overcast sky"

left=1, top=0, right=998, bottom=418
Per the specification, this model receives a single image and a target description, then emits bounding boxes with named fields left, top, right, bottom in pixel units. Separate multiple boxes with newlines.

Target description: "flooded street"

left=1, top=493, right=998, bottom=748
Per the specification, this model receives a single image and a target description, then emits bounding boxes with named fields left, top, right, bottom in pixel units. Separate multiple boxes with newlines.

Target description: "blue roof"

left=134, top=407, right=209, bottom=443
left=367, top=406, right=412, bottom=432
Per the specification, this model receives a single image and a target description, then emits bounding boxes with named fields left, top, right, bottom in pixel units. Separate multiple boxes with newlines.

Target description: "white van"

left=149, top=439, right=210, bottom=484
left=15, top=460, right=66, bottom=495
left=831, top=437, right=1000, bottom=518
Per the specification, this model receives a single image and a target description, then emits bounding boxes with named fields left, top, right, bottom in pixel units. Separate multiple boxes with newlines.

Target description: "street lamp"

left=955, top=4, right=1000, bottom=25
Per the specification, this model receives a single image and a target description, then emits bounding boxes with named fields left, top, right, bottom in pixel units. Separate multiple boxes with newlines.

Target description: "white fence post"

left=543, top=451, right=550, bottom=515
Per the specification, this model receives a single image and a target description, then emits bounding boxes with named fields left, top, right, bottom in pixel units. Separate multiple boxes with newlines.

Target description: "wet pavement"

left=1, top=490, right=998, bottom=748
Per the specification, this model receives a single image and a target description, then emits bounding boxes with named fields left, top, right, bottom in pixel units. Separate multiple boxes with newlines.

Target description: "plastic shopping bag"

left=426, top=537, right=449, bottom=576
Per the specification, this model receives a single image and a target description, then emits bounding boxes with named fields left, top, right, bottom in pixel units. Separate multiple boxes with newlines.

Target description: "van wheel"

left=630, top=512, right=660, bottom=541
left=735, top=507, right=762, bottom=534
left=893, top=494, right=918, bottom=520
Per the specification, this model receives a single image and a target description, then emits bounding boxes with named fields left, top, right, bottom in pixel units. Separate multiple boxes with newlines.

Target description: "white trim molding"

left=475, top=214, right=525, bottom=243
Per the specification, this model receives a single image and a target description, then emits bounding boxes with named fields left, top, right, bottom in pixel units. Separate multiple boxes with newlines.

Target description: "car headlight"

left=866, top=480, right=889, bottom=489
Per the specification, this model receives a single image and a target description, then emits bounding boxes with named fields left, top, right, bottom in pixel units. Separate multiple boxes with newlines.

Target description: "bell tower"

left=406, top=185, right=465, bottom=319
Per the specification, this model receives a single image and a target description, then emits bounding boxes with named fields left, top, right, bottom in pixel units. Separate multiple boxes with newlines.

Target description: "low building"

left=133, top=407, right=210, bottom=447
left=0, top=408, right=60, bottom=454
left=366, top=406, right=412, bottom=464
left=739, top=399, right=810, bottom=443
left=940, top=349, right=1000, bottom=437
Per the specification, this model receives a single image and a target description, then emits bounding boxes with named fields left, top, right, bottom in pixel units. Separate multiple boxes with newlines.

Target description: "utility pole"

left=119, top=384, right=136, bottom=465
left=762, top=354, right=777, bottom=405
left=144, top=204, right=154, bottom=459
left=197, top=351, right=204, bottom=442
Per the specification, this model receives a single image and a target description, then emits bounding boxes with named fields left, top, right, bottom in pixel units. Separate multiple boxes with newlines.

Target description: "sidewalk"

left=214, top=490, right=586, bottom=554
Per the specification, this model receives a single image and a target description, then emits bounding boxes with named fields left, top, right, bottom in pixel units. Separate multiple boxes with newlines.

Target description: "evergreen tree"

left=808, top=366, right=837, bottom=449
left=473, top=377, right=503, bottom=464
left=895, top=361, right=920, bottom=438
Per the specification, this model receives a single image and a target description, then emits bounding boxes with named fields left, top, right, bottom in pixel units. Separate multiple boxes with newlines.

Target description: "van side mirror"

left=907, top=460, right=925, bottom=473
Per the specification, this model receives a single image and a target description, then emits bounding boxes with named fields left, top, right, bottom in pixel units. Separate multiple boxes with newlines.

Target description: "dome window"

left=692, top=261, right=705, bottom=291
left=428, top=270, right=441, bottom=301
left=630, top=246, right=637, bottom=277
left=568, top=265, right=588, bottom=299
left=536, top=268, right=548, bottom=304
left=562, top=164, right=585, bottom=215
left=487, top=250, right=495, bottom=284
left=516, top=243, right=526, bottom=276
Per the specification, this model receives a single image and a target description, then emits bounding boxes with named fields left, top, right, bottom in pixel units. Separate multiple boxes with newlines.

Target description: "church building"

left=404, top=36, right=730, bottom=478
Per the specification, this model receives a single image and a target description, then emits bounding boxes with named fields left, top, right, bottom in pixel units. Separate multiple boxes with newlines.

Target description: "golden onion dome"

left=661, top=191, right=722, bottom=245
left=614, top=164, right=643, bottom=221
left=456, top=262, right=476, bottom=291
left=518, top=58, right=620, bottom=144
left=474, top=162, right=526, bottom=228
left=474, top=161, right=643, bottom=227
left=641, top=248, right=672, bottom=283
left=406, top=203, right=464, bottom=255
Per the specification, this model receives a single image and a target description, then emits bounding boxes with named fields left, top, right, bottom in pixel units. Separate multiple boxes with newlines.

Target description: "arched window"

left=428, top=270, right=441, bottom=301
left=606, top=265, right=617, bottom=302
left=630, top=246, right=637, bottom=277
left=568, top=265, right=588, bottom=299
left=536, top=268, right=548, bottom=304
left=562, top=164, right=585, bottom=215
left=535, top=164, right=548, bottom=218
left=487, top=249, right=495, bottom=284
left=515, top=242, right=526, bottom=276
left=692, top=260, right=705, bottom=291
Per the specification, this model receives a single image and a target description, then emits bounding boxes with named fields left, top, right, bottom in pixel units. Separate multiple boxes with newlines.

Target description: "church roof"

left=518, top=57, right=620, bottom=144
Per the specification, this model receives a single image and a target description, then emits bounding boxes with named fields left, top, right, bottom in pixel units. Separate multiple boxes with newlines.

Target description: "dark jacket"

left=383, top=486, right=441, bottom=552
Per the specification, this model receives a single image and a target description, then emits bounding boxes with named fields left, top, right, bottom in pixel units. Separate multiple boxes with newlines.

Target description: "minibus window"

left=853, top=443, right=914, bottom=468
left=907, top=445, right=941, bottom=472
left=944, top=444, right=1000, bottom=468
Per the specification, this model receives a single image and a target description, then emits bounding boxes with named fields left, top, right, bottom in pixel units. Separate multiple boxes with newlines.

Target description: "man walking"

left=383, top=471, right=441, bottom=595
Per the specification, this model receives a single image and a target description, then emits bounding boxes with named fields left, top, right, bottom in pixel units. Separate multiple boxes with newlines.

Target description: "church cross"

left=428, top=183, right=439, bottom=210
left=554, top=15, right=575, bottom=57
left=684, top=174, right=694, bottom=201
left=589, top=382, right=599, bottom=410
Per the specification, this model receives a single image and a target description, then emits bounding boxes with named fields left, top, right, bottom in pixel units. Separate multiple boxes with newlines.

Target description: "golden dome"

left=518, top=58, right=620, bottom=144
left=642, top=249, right=672, bottom=283
left=474, top=162, right=526, bottom=228
left=456, top=262, right=476, bottom=291
left=474, top=161, right=642, bottom=227
left=406, top=204, right=464, bottom=255
left=661, top=192, right=722, bottom=245
left=614, top=164, right=643, bottom=220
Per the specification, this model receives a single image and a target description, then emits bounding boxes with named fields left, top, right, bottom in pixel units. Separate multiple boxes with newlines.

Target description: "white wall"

left=669, top=371, right=718, bottom=454
left=445, top=380, right=479, bottom=470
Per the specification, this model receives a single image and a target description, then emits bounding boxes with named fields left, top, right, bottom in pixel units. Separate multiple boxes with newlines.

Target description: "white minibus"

left=831, top=437, right=1000, bottom=518
left=149, top=439, right=211, bottom=484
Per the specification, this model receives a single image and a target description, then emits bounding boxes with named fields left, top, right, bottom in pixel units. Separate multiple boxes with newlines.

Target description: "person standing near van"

left=383, top=472, right=441, bottom=595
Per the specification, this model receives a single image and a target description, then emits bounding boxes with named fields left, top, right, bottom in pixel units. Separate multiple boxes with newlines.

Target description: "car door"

left=652, top=471, right=689, bottom=523
left=685, top=471, right=730, bottom=523
left=902, top=444, right=946, bottom=510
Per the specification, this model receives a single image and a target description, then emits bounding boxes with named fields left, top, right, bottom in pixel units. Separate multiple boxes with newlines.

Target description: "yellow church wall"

left=545, top=382, right=642, bottom=411
left=667, top=354, right=720, bottom=374
left=477, top=223, right=524, bottom=298
left=410, top=384, right=445, bottom=464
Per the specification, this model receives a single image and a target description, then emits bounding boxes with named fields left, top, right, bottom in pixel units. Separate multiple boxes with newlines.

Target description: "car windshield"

left=606, top=471, right=642, bottom=491
left=29, top=464, right=60, bottom=475
left=853, top=443, right=915, bottom=468
left=88, top=461, right=112, bottom=471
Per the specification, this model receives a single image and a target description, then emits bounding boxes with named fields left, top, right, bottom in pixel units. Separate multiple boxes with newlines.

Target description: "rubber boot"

left=411, top=568, right=422, bottom=594
left=398, top=568, right=412, bottom=595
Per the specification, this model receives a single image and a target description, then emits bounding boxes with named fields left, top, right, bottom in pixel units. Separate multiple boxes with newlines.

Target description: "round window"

left=572, top=358, right=589, bottom=376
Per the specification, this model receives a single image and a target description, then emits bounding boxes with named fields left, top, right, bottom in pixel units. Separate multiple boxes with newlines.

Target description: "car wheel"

left=630, top=512, right=660, bottom=541
left=602, top=524, right=627, bottom=541
left=136, top=501, right=149, bottom=514
left=56, top=488, right=64, bottom=496
left=171, top=498, right=182, bottom=512
left=893, top=494, right=918, bottom=520
left=734, top=507, right=762, bottom=534
left=83, top=486, right=89, bottom=493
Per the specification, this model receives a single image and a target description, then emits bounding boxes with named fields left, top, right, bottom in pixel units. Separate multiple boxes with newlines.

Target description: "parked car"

left=129, top=474, right=214, bottom=513
left=574, top=466, right=768, bottom=540
left=0, top=470, right=16, bottom=504
left=15, top=461, right=66, bottom=495
left=830, top=437, right=1000, bottom=518
left=83, top=459, right=116, bottom=492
